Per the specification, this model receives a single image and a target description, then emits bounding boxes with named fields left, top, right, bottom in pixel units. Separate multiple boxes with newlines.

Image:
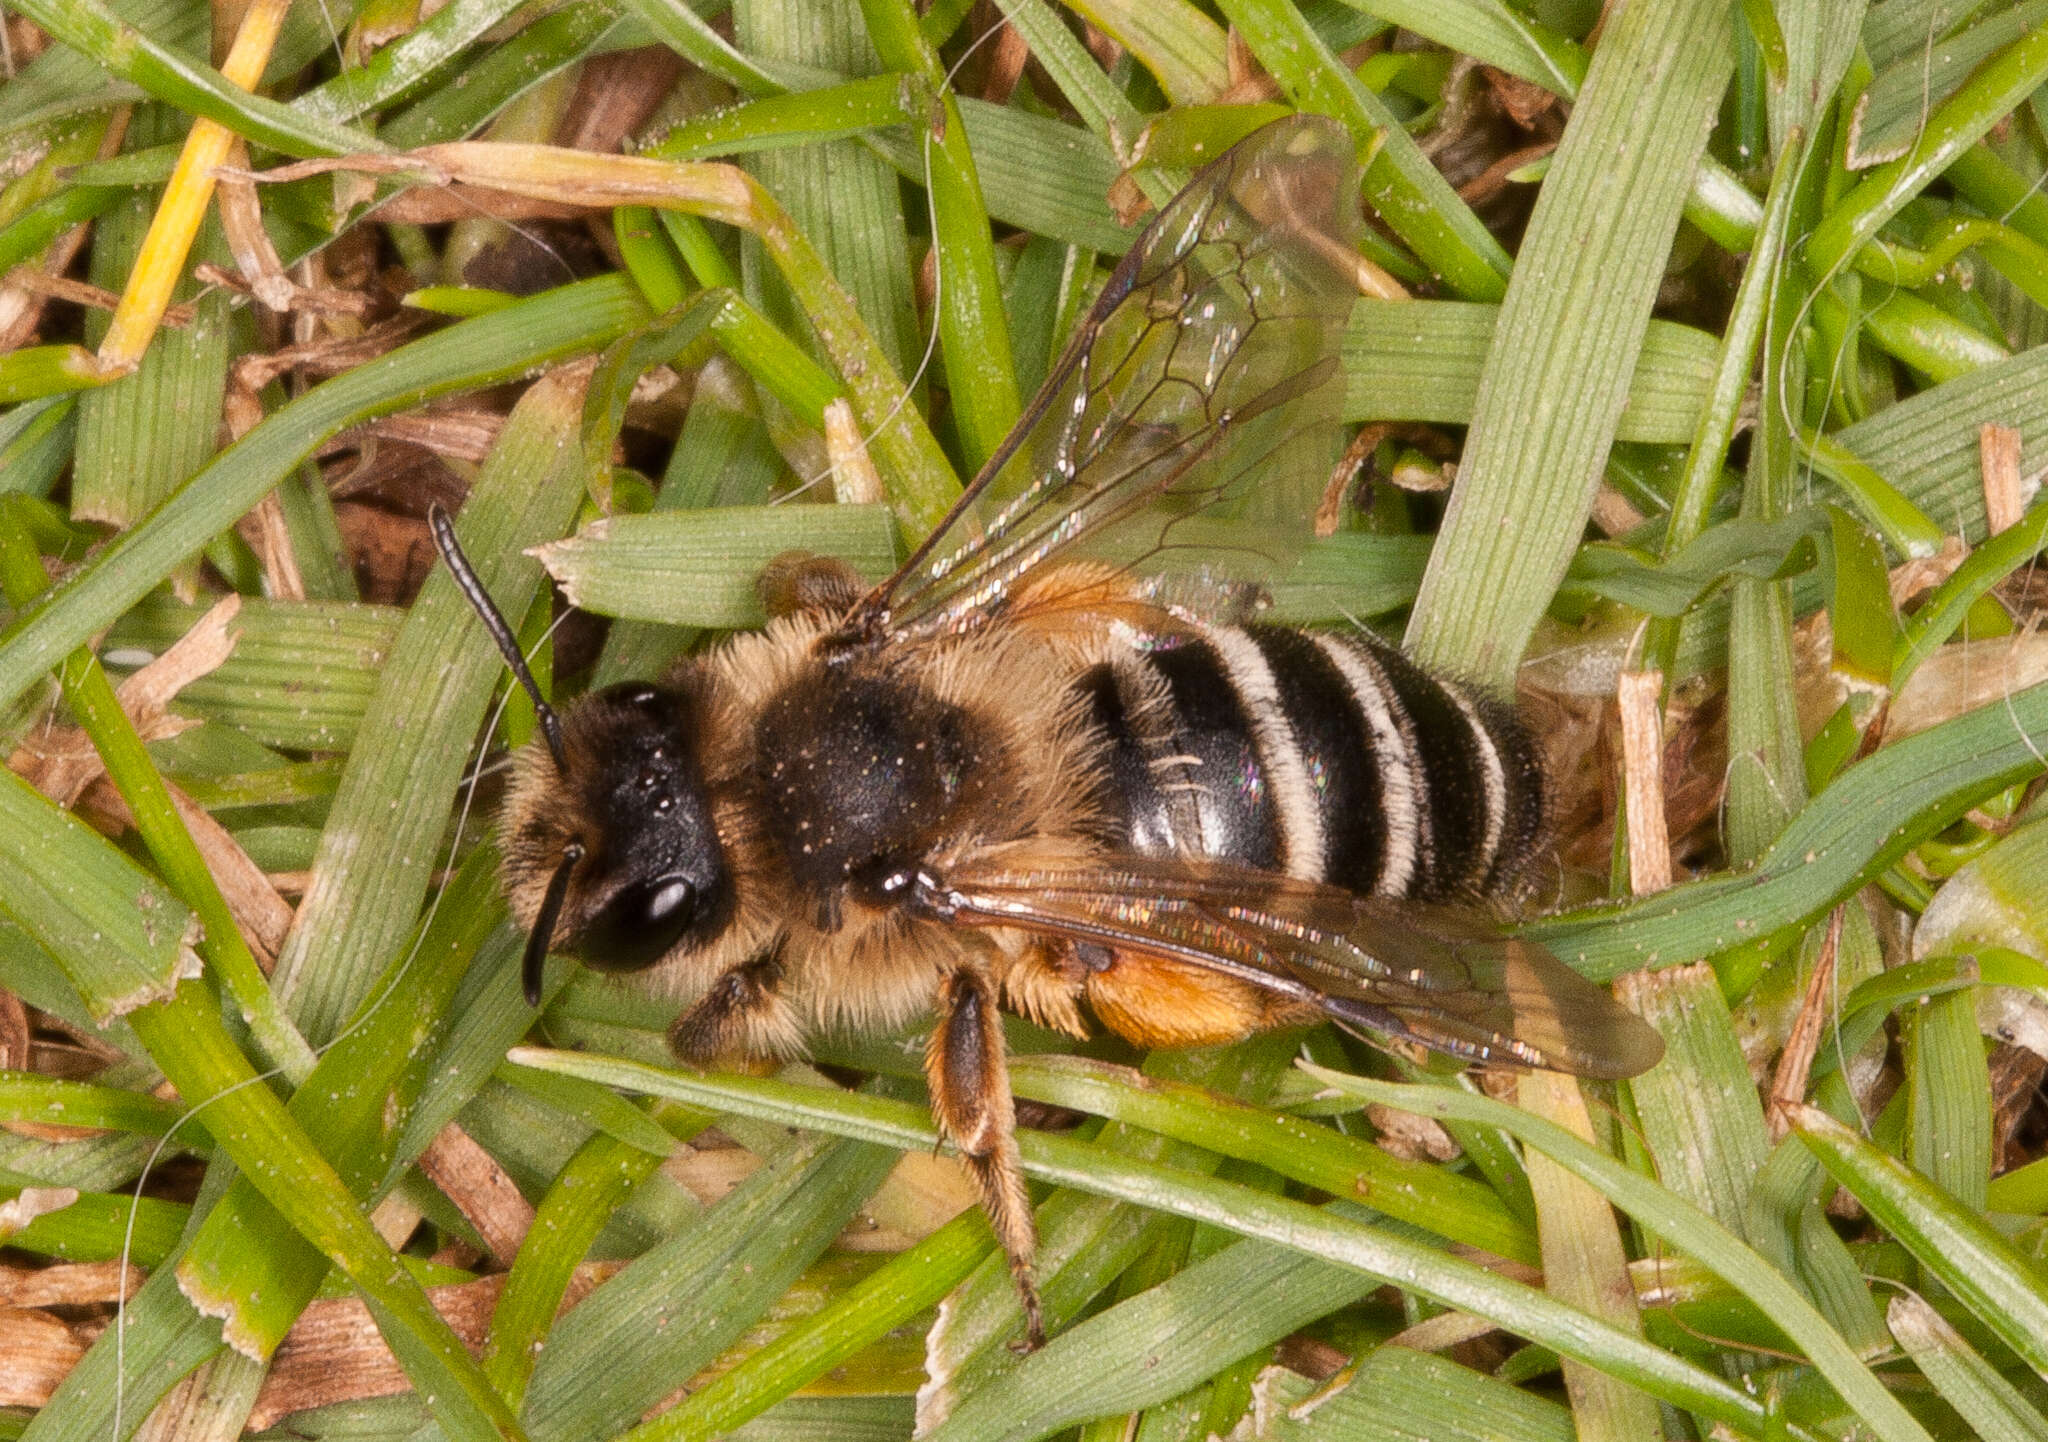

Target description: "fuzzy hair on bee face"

left=499, top=665, right=738, bottom=980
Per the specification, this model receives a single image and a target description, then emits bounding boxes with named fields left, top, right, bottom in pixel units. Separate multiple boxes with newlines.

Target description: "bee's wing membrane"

left=866, top=116, right=1362, bottom=641
left=932, top=857, right=1664, bottom=1080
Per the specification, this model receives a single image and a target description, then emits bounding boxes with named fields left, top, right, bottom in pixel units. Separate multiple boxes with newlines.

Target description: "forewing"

left=923, top=858, right=1665, bottom=1080
left=862, top=115, right=1363, bottom=643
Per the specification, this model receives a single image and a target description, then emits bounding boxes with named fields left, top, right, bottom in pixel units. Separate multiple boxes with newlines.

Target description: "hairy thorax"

left=699, top=614, right=1101, bottom=1034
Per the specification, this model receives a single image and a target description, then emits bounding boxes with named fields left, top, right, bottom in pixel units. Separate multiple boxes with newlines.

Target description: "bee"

left=431, top=116, right=1664, bottom=1347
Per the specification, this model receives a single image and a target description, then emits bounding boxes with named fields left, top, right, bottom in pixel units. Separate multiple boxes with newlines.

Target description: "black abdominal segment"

left=1243, top=627, right=1386, bottom=887
left=1078, top=625, right=1543, bottom=900
left=1146, top=639, right=1282, bottom=872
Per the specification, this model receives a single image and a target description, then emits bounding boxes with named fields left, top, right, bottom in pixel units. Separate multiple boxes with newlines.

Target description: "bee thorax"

left=752, top=664, right=1003, bottom=914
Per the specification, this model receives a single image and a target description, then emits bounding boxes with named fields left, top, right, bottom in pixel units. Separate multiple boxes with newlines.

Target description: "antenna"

left=522, top=842, right=583, bottom=1005
left=427, top=502, right=568, bottom=772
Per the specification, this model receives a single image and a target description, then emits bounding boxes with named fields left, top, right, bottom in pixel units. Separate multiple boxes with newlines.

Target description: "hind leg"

left=927, top=966, right=1043, bottom=1349
left=1085, top=950, right=1319, bottom=1048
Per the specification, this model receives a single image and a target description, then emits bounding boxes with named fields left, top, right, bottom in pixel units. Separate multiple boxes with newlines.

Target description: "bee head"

left=502, top=678, right=734, bottom=1002
left=429, top=505, right=733, bottom=1004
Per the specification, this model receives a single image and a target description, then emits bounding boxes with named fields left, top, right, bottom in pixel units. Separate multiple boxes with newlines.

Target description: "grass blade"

left=509, top=1048, right=1831, bottom=1440
left=1405, top=0, right=1735, bottom=685
left=1792, top=1102, right=2048, bottom=1379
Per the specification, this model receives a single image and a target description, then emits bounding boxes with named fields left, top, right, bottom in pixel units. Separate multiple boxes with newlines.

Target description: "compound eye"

left=579, top=874, right=698, bottom=971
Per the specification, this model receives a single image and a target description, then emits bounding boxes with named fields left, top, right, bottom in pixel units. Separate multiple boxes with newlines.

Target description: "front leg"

left=927, top=966, right=1044, bottom=1349
left=668, top=947, right=804, bottom=1063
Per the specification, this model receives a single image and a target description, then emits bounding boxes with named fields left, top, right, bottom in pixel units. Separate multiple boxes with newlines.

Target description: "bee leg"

left=1086, top=951, right=1318, bottom=1049
left=927, top=967, right=1043, bottom=1350
left=757, top=552, right=865, bottom=619
left=668, top=947, right=803, bottom=1062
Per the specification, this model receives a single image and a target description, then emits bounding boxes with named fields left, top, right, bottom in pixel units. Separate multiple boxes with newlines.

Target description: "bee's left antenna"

left=427, top=503, right=568, bottom=772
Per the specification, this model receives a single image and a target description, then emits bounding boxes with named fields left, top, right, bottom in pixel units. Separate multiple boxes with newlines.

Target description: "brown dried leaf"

left=981, top=20, right=1030, bottom=106
left=1456, top=140, right=1556, bottom=206
left=1365, top=1104, right=1461, bottom=1163
left=0, top=1259, right=144, bottom=1307
left=1989, top=1041, right=2048, bottom=1175
left=8, top=595, right=241, bottom=807
left=417, top=1123, right=535, bottom=1268
left=232, top=313, right=424, bottom=392
left=328, top=409, right=507, bottom=465
left=1483, top=67, right=1561, bottom=129
left=1888, top=534, right=1967, bottom=610
left=333, top=503, right=438, bottom=604
left=217, top=138, right=295, bottom=313
left=1888, top=630, right=2048, bottom=740
left=0, top=1307, right=87, bottom=1406
left=1616, top=669, right=1672, bottom=894
left=247, top=1263, right=622, bottom=1429
left=564, top=47, right=685, bottom=154
left=835, top=1151, right=977, bottom=1252
left=824, top=397, right=884, bottom=506
left=0, top=988, right=26, bottom=1071
left=237, top=491, right=307, bottom=601
left=0, top=267, right=194, bottom=326
left=372, top=186, right=593, bottom=225
left=248, top=1276, right=502, bottom=1429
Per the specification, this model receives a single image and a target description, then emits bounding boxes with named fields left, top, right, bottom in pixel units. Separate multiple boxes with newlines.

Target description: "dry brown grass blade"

left=417, top=1123, right=536, bottom=1269
left=7, top=594, right=239, bottom=805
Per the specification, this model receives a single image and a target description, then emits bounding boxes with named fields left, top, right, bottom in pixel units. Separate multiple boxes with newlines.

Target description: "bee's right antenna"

left=427, top=503, right=568, bottom=773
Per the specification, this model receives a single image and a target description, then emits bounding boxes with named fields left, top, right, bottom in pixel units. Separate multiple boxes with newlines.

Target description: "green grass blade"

left=0, top=765, right=196, bottom=1021
left=1, top=1185, right=187, bottom=1266
left=508, top=1048, right=1828, bottom=1440
left=1889, top=1292, right=2048, bottom=1442
left=483, top=1132, right=667, bottom=1407
left=1532, top=679, right=2048, bottom=979
left=295, top=0, right=532, bottom=125
left=382, top=1, right=626, bottom=149
left=922, top=1041, right=1294, bottom=1422
left=129, top=983, right=528, bottom=1442
left=0, top=1073, right=196, bottom=1138
left=1070, top=0, right=1227, bottom=104
left=1404, top=0, right=1735, bottom=685
left=518, top=1133, right=898, bottom=1442
left=175, top=847, right=511, bottom=1363
left=860, top=0, right=1020, bottom=471
left=1335, top=0, right=1582, bottom=94
left=921, top=1214, right=1379, bottom=1442
left=644, top=74, right=920, bottom=162
left=1807, top=21, right=2048, bottom=279
left=1242, top=1348, right=1574, bottom=1442
left=1004, top=1053, right=1536, bottom=1264
left=269, top=366, right=591, bottom=1043
left=6, top=0, right=384, bottom=158
left=1310, top=1071, right=1934, bottom=1442
left=0, top=504, right=314, bottom=1080
left=1900, top=984, right=1992, bottom=1213
left=988, top=0, right=1145, bottom=140
left=14, top=1252, right=226, bottom=1442
left=0, top=275, right=646, bottom=715
left=630, top=1209, right=990, bottom=1442
left=533, top=505, right=898, bottom=627
left=1344, top=303, right=1718, bottom=442
left=1791, top=1102, right=2048, bottom=1379
left=1219, top=0, right=1511, bottom=302
left=103, top=597, right=399, bottom=753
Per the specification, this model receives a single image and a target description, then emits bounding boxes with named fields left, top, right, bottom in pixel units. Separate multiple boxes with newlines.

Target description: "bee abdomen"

left=1080, top=624, right=1543, bottom=900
